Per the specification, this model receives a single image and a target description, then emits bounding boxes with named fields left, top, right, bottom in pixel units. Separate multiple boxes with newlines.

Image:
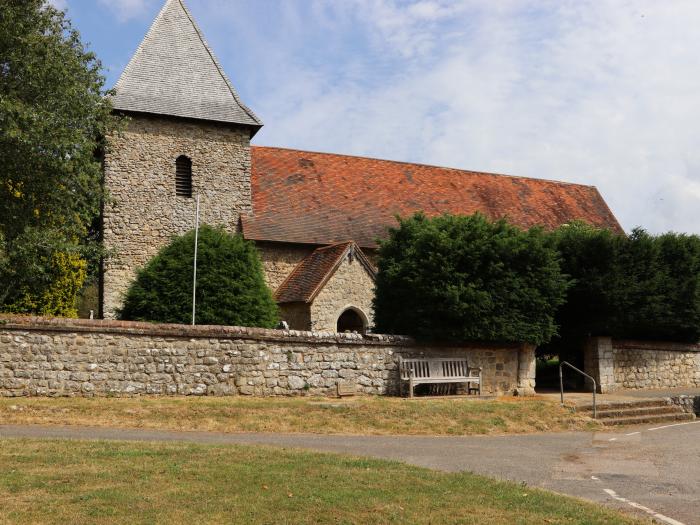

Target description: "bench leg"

left=409, top=377, right=414, bottom=398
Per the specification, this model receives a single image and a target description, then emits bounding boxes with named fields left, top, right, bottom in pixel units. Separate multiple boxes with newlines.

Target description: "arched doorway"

left=337, top=308, right=366, bottom=334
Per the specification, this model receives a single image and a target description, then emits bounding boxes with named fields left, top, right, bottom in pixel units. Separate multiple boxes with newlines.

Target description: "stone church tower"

left=101, top=0, right=262, bottom=318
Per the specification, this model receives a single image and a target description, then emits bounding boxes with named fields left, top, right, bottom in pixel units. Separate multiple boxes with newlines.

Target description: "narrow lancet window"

left=175, top=155, right=193, bottom=197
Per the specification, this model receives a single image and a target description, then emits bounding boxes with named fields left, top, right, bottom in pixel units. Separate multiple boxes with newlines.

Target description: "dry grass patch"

left=0, top=438, right=644, bottom=525
left=0, top=396, right=597, bottom=435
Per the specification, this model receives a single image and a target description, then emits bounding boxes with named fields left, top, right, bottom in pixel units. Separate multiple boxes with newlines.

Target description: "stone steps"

left=596, top=412, right=694, bottom=426
left=578, top=399, right=671, bottom=411
left=576, top=398, right=695, bottom=426
left=594, top=406, right=685, bottom=419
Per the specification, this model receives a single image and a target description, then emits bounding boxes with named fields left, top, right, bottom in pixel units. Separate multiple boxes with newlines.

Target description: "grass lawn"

left=0, top=439, right=644, bottom=525
left=0, top=396, right=596, bottom=436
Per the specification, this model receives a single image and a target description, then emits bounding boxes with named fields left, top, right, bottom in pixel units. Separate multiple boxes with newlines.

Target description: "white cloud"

left=228, top=0, right=700, bottom=235
left=98, top=0, right=154, bottom=22
left=158, top=0, right=700, bottom=235
left=47, top=0, right=67, bottom=9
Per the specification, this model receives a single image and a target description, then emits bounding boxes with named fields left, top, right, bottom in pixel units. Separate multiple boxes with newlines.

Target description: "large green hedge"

left=375, top=215, right=700, bottom=345
left=119, top=225, right=278, bottom=328
left=554, top=222, right=700, bottom=343
left=373, top=213, right=569, bottom=344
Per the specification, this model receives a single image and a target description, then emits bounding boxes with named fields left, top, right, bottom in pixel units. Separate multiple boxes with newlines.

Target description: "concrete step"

left=577, top=399, right=672, bottom=412
left=597, top=412, right=695, bottom=426
left=595, top=406, right=684, bottom=419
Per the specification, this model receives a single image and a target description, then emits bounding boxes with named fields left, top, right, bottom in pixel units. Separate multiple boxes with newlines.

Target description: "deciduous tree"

left=0, top=0, right=119, bottom=315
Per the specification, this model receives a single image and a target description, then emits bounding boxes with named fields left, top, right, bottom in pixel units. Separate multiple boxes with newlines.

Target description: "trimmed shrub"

left=550, top=222, right=626, bottom=343
left=373, top=213, right=569, bottom=344
left=651, top=232, right=700, bottom=341
left=553, top=223, right=700, bottom=343
left=119, top=225, right=278, bottom=328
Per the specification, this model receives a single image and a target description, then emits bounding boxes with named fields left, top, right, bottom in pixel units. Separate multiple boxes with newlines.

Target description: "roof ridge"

left=111, top=0, right=261, bottom=129
left=274, top=242, right=355, bottom=303
left=176, top=0, right=262, bottom=126
left=304, top=244, right=354, bottom=302
left=315, top=240, right=354, bottom=251
left=273, top=256, right=310, bottom=302
left=113, top=0, right=172, bottom=94
left=251, top=145, right=596, bottom=190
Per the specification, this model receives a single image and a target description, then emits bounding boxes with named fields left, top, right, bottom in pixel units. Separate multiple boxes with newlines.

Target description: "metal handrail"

left=559, top=361, right=597, bottom=418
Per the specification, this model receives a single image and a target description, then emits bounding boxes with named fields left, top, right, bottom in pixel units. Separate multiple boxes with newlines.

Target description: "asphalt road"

left=1, top=421, right=698, bottom=524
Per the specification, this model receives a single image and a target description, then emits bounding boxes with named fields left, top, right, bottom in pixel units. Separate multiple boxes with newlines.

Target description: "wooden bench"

left=398, top=356, right=482, bottom=398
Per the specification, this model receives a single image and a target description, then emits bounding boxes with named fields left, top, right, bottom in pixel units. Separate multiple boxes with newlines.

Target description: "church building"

left=101, top=0, right=623, bottom=332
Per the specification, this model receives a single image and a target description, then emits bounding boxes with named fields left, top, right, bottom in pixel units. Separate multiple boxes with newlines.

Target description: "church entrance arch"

left=336, top=307, right=367, bottom=334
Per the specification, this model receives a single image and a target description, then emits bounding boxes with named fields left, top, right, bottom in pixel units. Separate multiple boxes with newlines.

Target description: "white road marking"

left=608, top=437, right=617, bottom=441
left=590, top=475, right=599, bottom=481
left=625, top=431, right=640, bottom=436
left=647, top=420, right=700, bottom=432
left=603, top=488, right=686, bottom=525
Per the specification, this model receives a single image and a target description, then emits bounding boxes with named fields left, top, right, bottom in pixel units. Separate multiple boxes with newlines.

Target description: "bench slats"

left=399, top=356, right=481, bottom=397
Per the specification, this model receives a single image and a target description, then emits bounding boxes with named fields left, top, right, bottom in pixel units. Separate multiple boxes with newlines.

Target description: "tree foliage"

left=1, top=228, right=87, bottom=317
left=373, top=213, right=569, bottom=344
left=0, top=0, right=119, bottom=314
left=554, top=223, right=700, bottom=343
left=119, top=226, right=279, bottom=328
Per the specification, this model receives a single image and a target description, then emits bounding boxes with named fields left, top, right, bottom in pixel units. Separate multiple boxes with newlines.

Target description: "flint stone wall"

left=256, top=242, right=315, bottom=292
left=584, top=337, right=700, bottom=393
left=102, top=115, right=252, bottom=319
left=0, top=317, right=535, bottom=398
left=309, top=251, right=375, bottom=332
left=670, top=395, right=700, bottom=415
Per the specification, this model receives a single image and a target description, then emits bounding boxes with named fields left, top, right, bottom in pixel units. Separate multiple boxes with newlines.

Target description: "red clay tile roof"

left=275, top=242, right=376, bottom=303
left=243, top=146, right=623, bottom=248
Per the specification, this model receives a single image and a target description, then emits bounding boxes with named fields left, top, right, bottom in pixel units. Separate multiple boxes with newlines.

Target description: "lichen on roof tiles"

left=243, top=146, right=623, bottom=248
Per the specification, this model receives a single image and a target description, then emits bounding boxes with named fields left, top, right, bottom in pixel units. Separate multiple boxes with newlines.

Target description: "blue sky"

left=51, top=0, right=700, bottom=235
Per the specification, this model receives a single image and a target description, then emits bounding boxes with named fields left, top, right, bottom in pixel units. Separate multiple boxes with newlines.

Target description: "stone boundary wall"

left=0, top=316, right=536, bottom=398
left=669, top=395, right=700, bottom=416
left=584, top=337, right=700, bottom=393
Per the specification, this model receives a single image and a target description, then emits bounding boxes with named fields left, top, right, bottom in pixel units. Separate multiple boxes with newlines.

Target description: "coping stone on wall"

left=0, top=315, right=525, bottom=351
left=613, top=339, right=700, bottom=353
left=0, top=315, right=411, bottom=346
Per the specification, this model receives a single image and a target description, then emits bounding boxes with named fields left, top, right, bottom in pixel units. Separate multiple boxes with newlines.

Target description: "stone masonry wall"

left=612, top=340, right=700, bottom=389
left=310, top=253, right=375, bottom=332
left=278, top=303, right=311, bottom=332
left=0, top=317, right=535, bottom=397
left=584, top=337, right=700, bottom=392
left=583, top=337, right=615, bottom=393
left=102, top=115, right=252, bottom=319
left=670, top=395, right=700, bottom=415
left=256, top=242, right=315, bottom=292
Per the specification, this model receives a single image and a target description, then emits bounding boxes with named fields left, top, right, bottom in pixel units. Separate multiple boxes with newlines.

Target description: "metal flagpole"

left=192, top=194, right=200, bottom=325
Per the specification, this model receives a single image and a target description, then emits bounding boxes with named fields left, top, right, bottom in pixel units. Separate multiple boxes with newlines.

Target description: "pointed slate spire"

left=111, top=0, right=262, bottom=131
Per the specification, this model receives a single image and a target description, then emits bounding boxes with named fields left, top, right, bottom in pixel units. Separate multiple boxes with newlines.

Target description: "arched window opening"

left=337, top=308, right=366, bottom=334
left=175, top=155, right=192, bottom=197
